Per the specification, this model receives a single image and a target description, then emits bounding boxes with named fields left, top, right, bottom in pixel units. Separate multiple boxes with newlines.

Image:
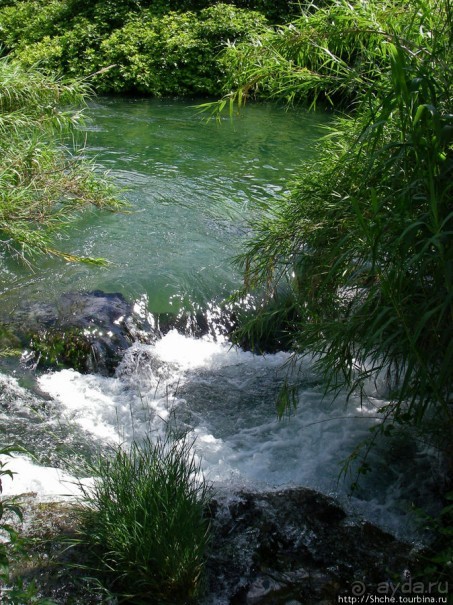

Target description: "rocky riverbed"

left=1, top=291, right=445, bottom=604
left=6, top=487, right=422, bottom=605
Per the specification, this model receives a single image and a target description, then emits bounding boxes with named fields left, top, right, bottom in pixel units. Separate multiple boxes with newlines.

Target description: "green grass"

left=75, top=436, right=211, bottom=604
left=0, top=56, right=122, bottom=265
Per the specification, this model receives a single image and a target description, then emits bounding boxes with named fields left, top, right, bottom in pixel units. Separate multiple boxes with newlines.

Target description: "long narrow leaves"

left=75, top=436, right=211, bottom=604
left=0, top=57, right=122, bottom=264
left=231, top=0, right=452, bottom=444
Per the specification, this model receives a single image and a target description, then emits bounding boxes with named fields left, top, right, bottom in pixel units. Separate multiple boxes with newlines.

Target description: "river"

left=0, top=98, right=443, bottom=539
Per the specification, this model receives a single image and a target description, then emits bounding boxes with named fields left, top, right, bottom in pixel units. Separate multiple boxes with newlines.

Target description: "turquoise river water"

left=0, top=98, right=444, bottom=540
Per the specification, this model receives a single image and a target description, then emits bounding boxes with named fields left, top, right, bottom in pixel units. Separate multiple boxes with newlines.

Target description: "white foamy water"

left=0, top=331, right=443, bottom=536
left=36, top=331, right=378, bottom=487
left=1, top=455, right=86, bottom=501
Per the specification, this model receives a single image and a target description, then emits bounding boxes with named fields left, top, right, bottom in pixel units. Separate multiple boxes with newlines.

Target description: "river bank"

left=7, top=487, right=425, bottom=605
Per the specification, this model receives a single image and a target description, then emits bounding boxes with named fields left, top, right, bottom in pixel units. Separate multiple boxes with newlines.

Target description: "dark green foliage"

left=144, top=0, right=295, bottom=22
left=229, top=0, right=452, bottom=442
left=0, top=0, right=293, bottom=31
left=0, top=325, right=21, bottom=358
left=415, top=492, right=453, bottom=584
left=62, top=0, right=295, bottom=22
left=232, top=288, right=300, bottom=353
left=75, top=436, right=211, bottom=604
left=89, top=5, right=267, bottom=95
left=0, top=0, right=288, bottom=95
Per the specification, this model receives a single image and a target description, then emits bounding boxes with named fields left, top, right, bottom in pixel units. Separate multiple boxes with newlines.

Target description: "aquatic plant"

left=75, top=436, right=211, bottom=604
left=29, top=328, right=93, bottom=373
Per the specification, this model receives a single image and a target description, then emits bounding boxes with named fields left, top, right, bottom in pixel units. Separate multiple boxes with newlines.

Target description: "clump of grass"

left=76, top=436, right=211, bottom=605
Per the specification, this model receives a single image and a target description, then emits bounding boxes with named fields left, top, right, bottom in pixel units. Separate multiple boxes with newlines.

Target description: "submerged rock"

left=4, top=290, right=156, bottom=375
left=2, top=288, right=295, bottom=375
left=204, top=488, right=418, bottom=605
left=3, top=290, right=242, bottom=375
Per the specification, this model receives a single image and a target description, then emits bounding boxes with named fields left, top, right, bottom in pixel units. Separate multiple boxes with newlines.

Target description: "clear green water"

left=0, top=99, right=442, bottom=539
left=0, top=98, right=330, bottom=313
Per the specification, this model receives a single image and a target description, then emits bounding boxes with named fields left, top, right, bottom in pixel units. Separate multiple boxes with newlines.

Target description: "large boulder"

left=5, top=290, right=156, bottom=375
left=205, top=488, right=418, bottom=605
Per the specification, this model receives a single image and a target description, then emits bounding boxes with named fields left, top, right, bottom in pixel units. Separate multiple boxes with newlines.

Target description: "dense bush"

left=0, top=0, right=296, bottom=96
left=0, top=0, right=69, bottom=48
left=140, top=0, right=295, bottom=22
left=2, top=1, right=268, bottom=95
left=76, top=437, right=211, bottom=604
left=94, top=5, right=267, bottom=95
left=225, top=0, right=452, bottom=447
left=0, top=0, right=294, bottom=34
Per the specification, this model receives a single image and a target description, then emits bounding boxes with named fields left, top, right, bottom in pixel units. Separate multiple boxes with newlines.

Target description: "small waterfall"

left=1, top=322, right=445, bottom=539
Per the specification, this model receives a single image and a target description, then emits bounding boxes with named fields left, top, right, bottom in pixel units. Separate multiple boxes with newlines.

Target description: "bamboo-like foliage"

left=230, top=0, right=452, bottom=439
left=205, top=0, right=450, bottom=110
left=0, top=57, right=122, bottom=264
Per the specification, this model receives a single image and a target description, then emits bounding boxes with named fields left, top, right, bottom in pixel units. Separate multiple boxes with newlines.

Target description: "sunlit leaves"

left=0, top=57, right=122, bottom=264
left=232, top=0, right=452, bottom=442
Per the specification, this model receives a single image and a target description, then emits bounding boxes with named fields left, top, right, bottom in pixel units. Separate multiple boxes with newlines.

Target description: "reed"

left=75, top=436, right=211, bottom=604
left=230, top=0, right=452, bottom=445
left=0, top=57, right=122, bottom=265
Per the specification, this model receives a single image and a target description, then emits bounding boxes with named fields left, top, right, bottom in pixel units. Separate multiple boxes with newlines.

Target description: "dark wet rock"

left=9, top=488, right=421, bottom=605
left=2, top=290, right=245, bottom=374
left=155, top=305, right=238, bottom=341
left=4, top=290, right=156, bottom=375
left=204, top=488, right=418, bottom=605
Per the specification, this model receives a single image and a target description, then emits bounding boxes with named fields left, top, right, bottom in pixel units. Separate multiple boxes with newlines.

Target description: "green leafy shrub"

left=12, top=35, right=64, bottom=72
left=1, top=0, right=269, bottom=95
left=0, top=0, right=70, bottom=50
left=91, top=5, right=267, bottom=95
left=226, top=0, right=452, bottom=443
left=76, top=436, right=211, bottom=604
left=12, top=17, right=107, bottom=77
left=137, top=0, right=295, bottom=21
